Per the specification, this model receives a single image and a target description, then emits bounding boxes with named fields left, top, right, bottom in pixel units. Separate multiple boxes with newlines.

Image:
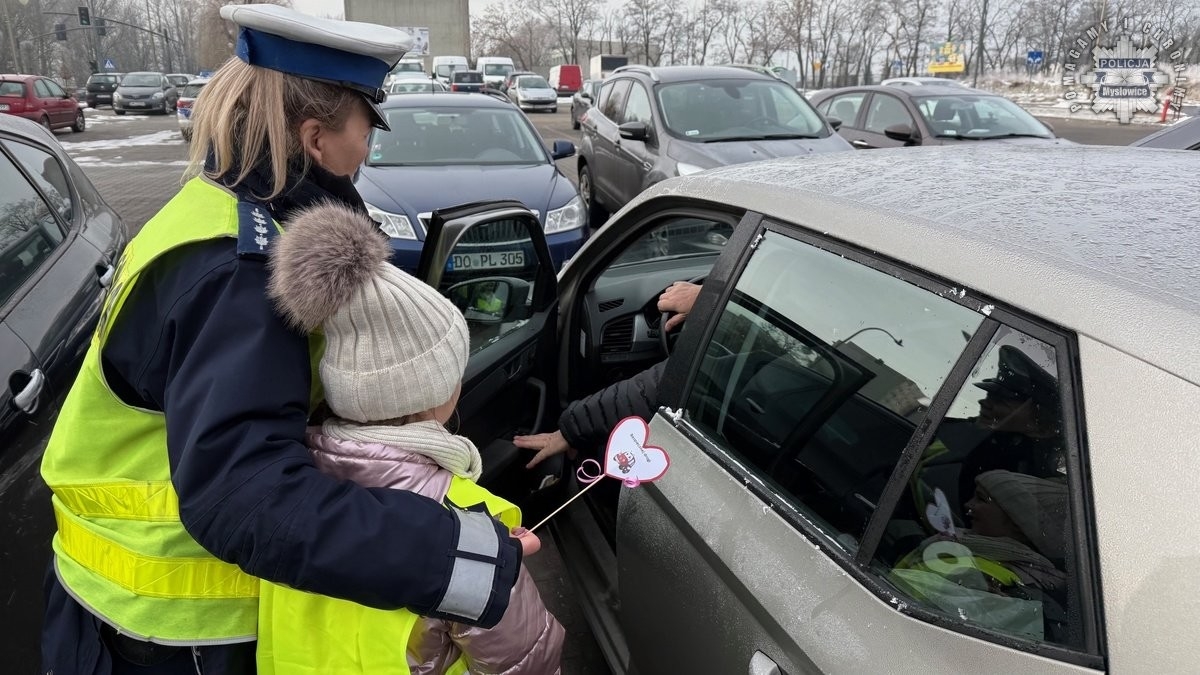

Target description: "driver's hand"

left=658, top=281, right=702, bottom=332
left=513, top=430, right=577, bottom=469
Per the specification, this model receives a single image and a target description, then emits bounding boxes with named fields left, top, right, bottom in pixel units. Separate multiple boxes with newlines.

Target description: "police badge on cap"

left=219, top=4, right=413, bottom=131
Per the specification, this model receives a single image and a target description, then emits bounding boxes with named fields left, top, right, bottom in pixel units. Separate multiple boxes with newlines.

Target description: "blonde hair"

left=187, top=58, right=367, bottom=200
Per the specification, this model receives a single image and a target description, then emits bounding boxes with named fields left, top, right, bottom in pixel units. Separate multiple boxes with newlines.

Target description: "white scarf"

left=321, top=419, right=484, bottom=482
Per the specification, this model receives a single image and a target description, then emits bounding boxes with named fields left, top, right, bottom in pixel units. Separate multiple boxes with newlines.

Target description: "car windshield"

left=182, top=83, right=206, bottom=98
left=454, top=72, right=484, bottom=83
left=0, top=81, right=24, bottom=96
left=88, top=74, right=118, bottom=84
left=435, top=64, right=464, bottom=78
left=389, top=81, right=443, bottom=93
left=122, top=74, right=161, bottom=87
left=656, top=79, right=828, bottom=141
left=392, top=62, right=424, bottom=74
left=518, top=76, right=550, bottom=89
left=914, top=94, right=1052, bottom=139
left=167, top=76, right=189, bottom=86
left=369, top=107, right=547, bottom=166
left=484, top=64, right=513, bottom=76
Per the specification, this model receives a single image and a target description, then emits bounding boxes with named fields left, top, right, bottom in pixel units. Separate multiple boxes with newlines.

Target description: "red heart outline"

left=603, top=416, right=670, bottom=484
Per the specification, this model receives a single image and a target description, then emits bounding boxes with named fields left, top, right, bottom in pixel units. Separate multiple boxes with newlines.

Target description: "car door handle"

left=749, top=651, right=785, bottom=675
left=96, top=263, right=115, bottom=288
left=12, top=369, right=45, bottom=415
left=851, top=139, right=870, bottom=148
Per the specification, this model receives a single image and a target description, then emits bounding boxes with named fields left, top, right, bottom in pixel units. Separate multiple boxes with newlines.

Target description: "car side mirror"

left=550, top=140, right=576, bottom=160
left=826, top=116, right=844, bottom=131
left=884, top=123, right=918, bottom=142
left=446, top=276, right=531, bottom=323
left=618, top=121, right=649, bottom=142
left=581, top=92, right=592, bottom=101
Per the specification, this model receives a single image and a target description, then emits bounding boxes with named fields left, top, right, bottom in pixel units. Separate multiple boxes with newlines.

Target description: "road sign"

left=928, top=41, right=965, bottom=74
left=1026, top=50, right=1044, bottom=68
left=103, top=58, right=116, bottom=71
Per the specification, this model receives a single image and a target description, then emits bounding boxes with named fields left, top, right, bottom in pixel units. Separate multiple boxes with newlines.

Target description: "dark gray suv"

left=577, top=65, right=852, bottom=227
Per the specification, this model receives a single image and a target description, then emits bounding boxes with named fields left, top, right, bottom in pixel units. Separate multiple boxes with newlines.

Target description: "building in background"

left=345, top=0, right=469, bottom=64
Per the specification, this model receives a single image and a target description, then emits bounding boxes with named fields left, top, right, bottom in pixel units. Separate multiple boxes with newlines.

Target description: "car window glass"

left=608, top=216, right=732, bottom=268
left=0, top=81, right=24, bottom=97
left=864, top=94, right=913, bottom=134
left=827, top=93, right=866, bottom=126
left=5, top=140, right=73, bottom=223
left=0, top=151, right=66, bottom=306
left=600, top=80, right=631, bottom=121
left=916, top=95, right=1051, bottom=138
left=34, top=80, right=51, bottom=98
left=439, top=218, right=541, bottom=353
left=871, top=326, right=1083, bottom=650
left=622, top=83, right=652, bottom=125
left=686, top=231, right=983, bottom=549
left=656, top=81, right=825, bottom=140
left=45, top=80, right=67, bottom=97
left=372, top=107, right=546, bottom=166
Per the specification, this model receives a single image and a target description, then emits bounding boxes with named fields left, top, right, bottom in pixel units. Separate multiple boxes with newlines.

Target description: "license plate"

left=0, top=104, right=8, bottom=111
left=128, top=102, right=145, bottom=107
left=447, top=250, right=524, bottom=271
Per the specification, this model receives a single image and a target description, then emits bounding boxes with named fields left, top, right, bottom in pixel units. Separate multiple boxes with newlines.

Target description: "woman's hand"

left=511, top=527, right=541, bottom=556
left=658, top=281, right=702, bottom=332
left=513, top=430, right=576, bottom=469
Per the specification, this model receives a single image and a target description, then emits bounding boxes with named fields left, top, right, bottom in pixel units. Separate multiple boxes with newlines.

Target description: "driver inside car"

left=514, top=281, right=701, bottom=466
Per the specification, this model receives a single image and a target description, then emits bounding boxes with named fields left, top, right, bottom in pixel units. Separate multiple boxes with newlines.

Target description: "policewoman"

left=39, top=6, right=524, bottom=673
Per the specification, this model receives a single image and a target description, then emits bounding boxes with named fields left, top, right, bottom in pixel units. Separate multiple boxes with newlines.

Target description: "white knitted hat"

left=267, top=201, right=469, bottom=422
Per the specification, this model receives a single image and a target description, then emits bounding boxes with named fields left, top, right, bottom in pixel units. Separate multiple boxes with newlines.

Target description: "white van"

left=431, top=56, right=469, bottom=84
left=475, top=56, right=515, bottom=88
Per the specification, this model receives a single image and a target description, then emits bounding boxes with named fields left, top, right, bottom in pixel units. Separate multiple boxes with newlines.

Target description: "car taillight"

left=451, top=84, right=459, bottom=91
left=178, top=100, right=192, bottom=109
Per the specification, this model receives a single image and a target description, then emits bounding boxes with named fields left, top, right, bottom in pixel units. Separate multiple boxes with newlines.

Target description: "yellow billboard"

left=928, top=42, right=966, bottom=73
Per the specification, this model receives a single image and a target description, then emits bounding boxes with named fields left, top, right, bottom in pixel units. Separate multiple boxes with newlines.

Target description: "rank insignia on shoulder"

left=237, top=201, right=280, bottom=258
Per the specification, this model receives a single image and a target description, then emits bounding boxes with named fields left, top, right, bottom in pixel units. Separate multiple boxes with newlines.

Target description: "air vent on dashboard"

left=600, top=316, right=635, bottom=353
left=598, top=298, right=625, bottom=312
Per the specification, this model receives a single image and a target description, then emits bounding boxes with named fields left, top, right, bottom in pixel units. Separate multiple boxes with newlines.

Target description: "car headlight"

left=365, top=202, right=417, bottom=240
left=545, top=196, right=585, bottom=234
left=112, top=92, right=122, bottom=102
left=152, top=92, right=164, bottom=100
left=676, top=162, right=706, bottom=176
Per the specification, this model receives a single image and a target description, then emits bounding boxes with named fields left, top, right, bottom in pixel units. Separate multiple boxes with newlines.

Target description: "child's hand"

left=511, top=527, right=541, bottom=556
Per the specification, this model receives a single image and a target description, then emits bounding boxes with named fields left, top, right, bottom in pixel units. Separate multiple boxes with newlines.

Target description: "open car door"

left=415, top=200, right=565, bottom=517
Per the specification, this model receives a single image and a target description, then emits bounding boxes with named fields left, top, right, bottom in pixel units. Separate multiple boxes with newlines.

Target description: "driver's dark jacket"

left=41, top=161, right=521, bottom=674
left=559, top=361, right=667, bottom=451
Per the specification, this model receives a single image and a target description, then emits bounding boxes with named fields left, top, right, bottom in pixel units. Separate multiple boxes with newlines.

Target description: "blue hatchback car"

left=355, top=93, right=587, bottom=272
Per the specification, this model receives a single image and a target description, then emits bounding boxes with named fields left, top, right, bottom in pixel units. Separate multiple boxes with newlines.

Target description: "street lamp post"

left=832, top=327, right=904, bottom=349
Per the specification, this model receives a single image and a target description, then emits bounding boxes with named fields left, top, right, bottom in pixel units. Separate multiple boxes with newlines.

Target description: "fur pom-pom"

left=268, top=201, right=392, bottom=331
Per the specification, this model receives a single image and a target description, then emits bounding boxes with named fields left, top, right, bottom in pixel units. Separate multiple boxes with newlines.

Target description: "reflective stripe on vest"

left=42, top=176, right=298, bottom=644
left=257, top=477, right=520, bottom=674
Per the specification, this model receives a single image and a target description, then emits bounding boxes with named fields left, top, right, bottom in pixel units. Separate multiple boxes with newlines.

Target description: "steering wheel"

left=659, top=275, right=707, bottom=355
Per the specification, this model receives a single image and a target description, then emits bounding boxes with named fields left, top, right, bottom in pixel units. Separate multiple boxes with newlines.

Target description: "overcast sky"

left=291, top=0, right=505, bottom=19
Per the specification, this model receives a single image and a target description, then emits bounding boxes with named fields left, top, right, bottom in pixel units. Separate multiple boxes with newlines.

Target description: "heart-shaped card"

left=603, top=417, right=670, bottom=485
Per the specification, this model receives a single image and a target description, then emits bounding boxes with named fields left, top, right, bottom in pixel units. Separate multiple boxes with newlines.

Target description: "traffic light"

left=78, top=6, right=91, bottom=26
left=95, top=18, right=106, bottom=37
left=55, top=23, right=67, bottom=41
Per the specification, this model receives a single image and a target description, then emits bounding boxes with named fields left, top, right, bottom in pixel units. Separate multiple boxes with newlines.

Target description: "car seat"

left=834, top=100, right=857, bottom=124
left=930, top=100, right=961, bottom=136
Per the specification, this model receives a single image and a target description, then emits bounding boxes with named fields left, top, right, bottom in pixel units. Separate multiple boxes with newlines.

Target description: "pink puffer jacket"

left=307, top=431, right=565, bottom=675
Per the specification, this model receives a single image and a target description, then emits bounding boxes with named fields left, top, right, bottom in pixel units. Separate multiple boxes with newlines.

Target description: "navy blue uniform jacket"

left=42, top=162, right=521, bottom=673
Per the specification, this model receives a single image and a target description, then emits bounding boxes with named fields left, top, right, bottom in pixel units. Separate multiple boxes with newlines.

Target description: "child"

left=260, top=201, right=564, bottom=674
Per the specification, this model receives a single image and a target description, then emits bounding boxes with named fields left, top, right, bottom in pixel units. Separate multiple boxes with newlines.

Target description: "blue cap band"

left=235, top=27, right=390, bottom=94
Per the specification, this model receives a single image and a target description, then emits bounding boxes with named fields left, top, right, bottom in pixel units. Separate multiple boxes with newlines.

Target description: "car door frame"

left=851, top=91, right=922, bottom=149
left=633, top=215, right=1106, bottom=673
left=588, top=78, right=632, bottom=210
left=42, top=79, right=73, bottom=125
left=613, top=80, right=657, bottom=206
left=820, top=90, right=869, bottom=147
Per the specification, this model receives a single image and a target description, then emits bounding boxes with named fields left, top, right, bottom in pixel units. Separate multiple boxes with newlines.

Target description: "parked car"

left=549, top=64, right=583, bottom=96
left=84, top=72, right=123, bottom=108
left=113, top=71, right=179, bottom=115
left=881, top=76, right=971, bottom=88
left=165, top=73, right=193, bottom=88
left=810, top=85, right=1065, bottom=149
left=431, top=55, right=469, bottom=85
left=476, top=56, right=515, bottom=89
left=0, top=112, right=128, bottom=673
left=392, top=143, right=1200, bottom=675
left=450, top=70, right=486, bottom=93
left=723, top=63, right=784, bottom=80
left=506, top=74, right=558, bottom=113
left=0, top=75, right=85, bottom=133
left=355, top=93, right=585, bottom=274
left=499, top=70, right=536, bottom=93
left=577, top=65, right=851, bottom=226
left=176, top=77, right=209, bottom=141
left=385, top=58, right=426, bottom=87
left=388, top=78, right=448, bottom=94
left=1131, top=115, right=1199, bottom=149
left=571, top=79, right=601, bottom=130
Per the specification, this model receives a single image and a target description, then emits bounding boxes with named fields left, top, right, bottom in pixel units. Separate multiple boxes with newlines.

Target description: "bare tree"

left=532, top=0, right=599, bottom=64
left=623, top=0, right=671, bottom=64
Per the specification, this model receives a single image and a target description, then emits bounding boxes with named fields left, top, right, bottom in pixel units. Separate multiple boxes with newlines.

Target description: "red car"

left=0, top=74, right=85, bottom=133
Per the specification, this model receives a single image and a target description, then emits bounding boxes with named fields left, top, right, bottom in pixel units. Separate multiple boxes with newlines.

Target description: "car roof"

left=629, top=145, right=1200, bottom=383
left=379, top=92, right=514, bottom=109
left=0, top=74, right=37, bottom=81
left=615, top=65, right=775, bottom=83
left=185, top=78, right=210, bottom=85
left=815, top=84, right=987, bottom=99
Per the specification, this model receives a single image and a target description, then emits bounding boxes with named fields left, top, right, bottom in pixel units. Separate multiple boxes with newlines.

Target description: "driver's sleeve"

left=558, top=360, right=667, bottom=452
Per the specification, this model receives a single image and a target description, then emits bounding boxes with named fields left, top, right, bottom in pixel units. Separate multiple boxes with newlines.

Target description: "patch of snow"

left=980, top=304, right=995, bottom=316
left=61, top=129, right=183, bottom=151
left=72, top=155, right=189, bottom=168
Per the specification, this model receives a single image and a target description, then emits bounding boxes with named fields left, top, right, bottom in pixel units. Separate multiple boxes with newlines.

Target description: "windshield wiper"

left=974, top=133, right=1053, bottom=140
left=702, top=133, right=821, bottom=143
